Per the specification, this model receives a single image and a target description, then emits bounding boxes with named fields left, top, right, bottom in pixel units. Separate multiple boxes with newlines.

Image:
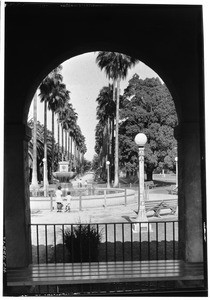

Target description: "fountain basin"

left=53, top=171, right=76, bottom=183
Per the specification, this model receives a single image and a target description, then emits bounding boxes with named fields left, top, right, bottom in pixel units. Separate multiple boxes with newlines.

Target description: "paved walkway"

left=31, top=172, right=177, bottom=224
left=31, top=203, right=177, bottom=225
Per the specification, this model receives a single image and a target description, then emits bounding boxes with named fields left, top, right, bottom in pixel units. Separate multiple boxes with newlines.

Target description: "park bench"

left=6, top=260, right=204, bottom=294
left=145, top=181, right=157, bottom=189
left=167, top=185, right=178, bottom=195
left=145, top=199, right=177, bottom=217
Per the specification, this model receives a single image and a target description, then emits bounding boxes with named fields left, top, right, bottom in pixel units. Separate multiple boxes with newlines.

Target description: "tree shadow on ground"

left=121, top=216, right=132, bottom=222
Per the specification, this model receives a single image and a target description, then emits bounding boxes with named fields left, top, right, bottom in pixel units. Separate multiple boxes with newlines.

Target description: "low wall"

left=30, top=188, right=136, bottom=211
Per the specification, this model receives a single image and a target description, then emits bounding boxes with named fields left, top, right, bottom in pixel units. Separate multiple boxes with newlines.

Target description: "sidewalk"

left=31, top=198, right=177, bottom=225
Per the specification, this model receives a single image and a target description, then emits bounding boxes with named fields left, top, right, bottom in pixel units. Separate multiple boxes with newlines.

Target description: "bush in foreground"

left=64, top=225, right=103, bottom=262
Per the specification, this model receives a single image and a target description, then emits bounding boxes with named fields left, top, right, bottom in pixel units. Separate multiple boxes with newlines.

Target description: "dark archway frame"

left=4, top=3, right=206, bottom=276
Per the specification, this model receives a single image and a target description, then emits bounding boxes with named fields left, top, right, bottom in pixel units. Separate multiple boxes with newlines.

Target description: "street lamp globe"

left=135, top=133, right=147, bottom=147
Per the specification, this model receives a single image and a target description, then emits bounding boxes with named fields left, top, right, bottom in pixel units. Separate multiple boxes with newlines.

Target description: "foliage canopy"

left=119, top=74, right=178, bottom=178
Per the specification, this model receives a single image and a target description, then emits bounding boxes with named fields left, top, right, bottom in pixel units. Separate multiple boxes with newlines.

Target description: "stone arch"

left=4, top=3, right=205, bottom=268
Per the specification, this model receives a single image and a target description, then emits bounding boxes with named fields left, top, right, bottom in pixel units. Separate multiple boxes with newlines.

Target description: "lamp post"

left=106, top=161, right=110, bottom=188
left=175, top=156, right=178, bottom=187
left=133, top=133, right=148, bottom=231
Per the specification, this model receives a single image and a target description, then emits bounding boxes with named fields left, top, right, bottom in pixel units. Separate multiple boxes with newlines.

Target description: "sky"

left=28, top=51, right=163, bottom=161
left=29, top=52, right=162, bottom=161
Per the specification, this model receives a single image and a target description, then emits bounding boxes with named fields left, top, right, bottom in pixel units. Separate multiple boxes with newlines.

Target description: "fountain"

left=53, top=160, right=76, bottom=188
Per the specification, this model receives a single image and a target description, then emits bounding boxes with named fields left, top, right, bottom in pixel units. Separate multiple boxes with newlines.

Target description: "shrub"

left=64, top=225, right=103, bottom=262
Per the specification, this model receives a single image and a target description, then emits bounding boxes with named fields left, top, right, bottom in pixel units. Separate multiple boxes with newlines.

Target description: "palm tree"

left=48, top=82, right=69, bottom=178
left=59, top=102, right=77, bottom=160
left=69, top=130, right=75, bottom=170
left=28, top=120, right=54, bottom=183
left=73, top=124, right=86, bottom=174
left=30, top=91, right=39, bottom=188
left=96, top=84, right=116, bottom=180
left=80, top=140, right=87, bottom=174
left=96, top=51, right=138, bottom=187
left=39, top=71, right=57, bottom=190
left=94, top=120, right=110, bottom=181
left=43, top=94, right=49, bottom=190
left=39, top=65, right=69, bottom=183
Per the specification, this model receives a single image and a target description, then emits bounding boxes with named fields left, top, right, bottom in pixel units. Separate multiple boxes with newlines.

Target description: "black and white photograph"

left=2, top=0, right=208, bottom=296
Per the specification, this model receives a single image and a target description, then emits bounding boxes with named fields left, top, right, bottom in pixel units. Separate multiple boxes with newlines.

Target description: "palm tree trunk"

left=31, top=91, right=39, bottom=188
left=81, top=152, right=83, bottom=174
left=64, top=130, right=66, bottom=159
left=107, top=117, right=110, bottom=158
left=77, top=147, right=80, bottom=173
left=51, top=111, right=55, bottom=182
left=57, top=116, right=60, bottom=161
left=113, top=77, right=120, bottom=187
left=69, top=134, right=72, bottom=170
left=65, top=130, right=67, bottom=159
left=111, top=118, right=115, bottom=182
left=111, top=80, right=116, bottom=183
left=74, top=141, right=77, bottom=169
left=108, top=117, right=112, bottom=158
left=43, top=100, right=49, bottom=192
left=61, top=125, right=64, bottom=160
left=67, top=132, right=70, bottom=161
left=112, top=80, right=116, bottom=102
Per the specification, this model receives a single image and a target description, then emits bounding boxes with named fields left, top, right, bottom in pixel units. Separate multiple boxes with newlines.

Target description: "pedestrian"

left=79, top=178, right=82, bottom=188
left=55, top=186, right=63, bottom=212
left=65, top=191, right=72, bottom=212
left=84, top=180, right=88, bottom=188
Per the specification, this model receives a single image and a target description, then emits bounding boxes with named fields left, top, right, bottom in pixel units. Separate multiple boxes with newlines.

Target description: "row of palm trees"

left=30, top=51, right=139, bottom=189
left=95, top=51, right=138, bottom=187
left=95, top=85, right=115, bottom=182
left=30, top=65, right=87, bottom=189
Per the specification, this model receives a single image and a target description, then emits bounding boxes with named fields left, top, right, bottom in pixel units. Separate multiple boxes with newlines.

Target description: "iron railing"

left=10, top=221, right=205, bottom=296
left=30, top=221, right=178, bottom=264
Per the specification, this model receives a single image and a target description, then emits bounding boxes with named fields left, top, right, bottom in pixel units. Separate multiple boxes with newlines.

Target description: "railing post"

left=125, top=188, right=127, bottom=206
left=79, top=190, right=82, bottom=211
left=104, top=189, right=107, bottom=208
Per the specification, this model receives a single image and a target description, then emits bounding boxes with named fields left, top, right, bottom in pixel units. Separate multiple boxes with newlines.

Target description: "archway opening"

left=28, top=50, right=178, bottom=193
left=27, top=51, right=179, bottom=265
